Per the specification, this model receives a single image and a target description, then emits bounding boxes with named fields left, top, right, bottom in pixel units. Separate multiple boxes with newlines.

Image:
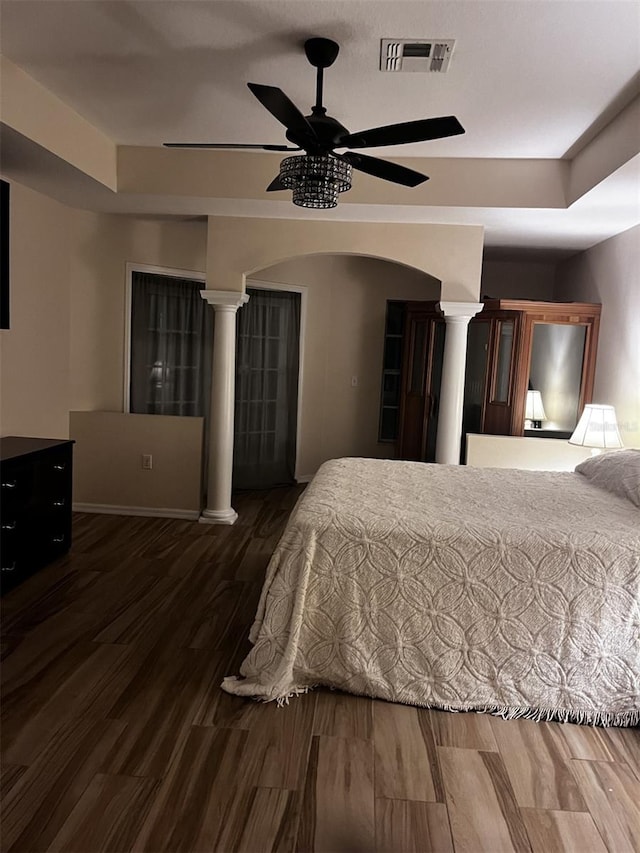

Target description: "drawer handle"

left=53, top=500, right=65, bottom=507
left=2, top=562, right=16, bottom=572
left=1, top=480, right=17, bottom=489
left=53, top=464, right=66, bottom=471
left=2, top=521, right=17, bottom=530
left=52, top=535, right=65, bottom=543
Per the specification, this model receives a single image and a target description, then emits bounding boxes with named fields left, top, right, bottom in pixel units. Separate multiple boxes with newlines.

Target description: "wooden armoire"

left=396, top=299, right=601, bottom=462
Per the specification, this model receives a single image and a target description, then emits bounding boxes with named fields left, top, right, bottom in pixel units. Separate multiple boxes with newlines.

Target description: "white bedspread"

left=223, top=458, right=640, bottom=725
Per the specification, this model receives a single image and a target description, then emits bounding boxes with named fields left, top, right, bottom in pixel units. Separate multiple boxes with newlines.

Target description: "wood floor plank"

left=132, top=725, right=248, bottom=853
left=102, top=646, right=217, bottom=779
left=557, top=721, right=637, bottom=765
left=72, top=514, right=172, bottom=563
left=0, top=764, right=28, bottom=800
left=602, top=728, right=640, bottom=781
left=89, top=560, right=234, bottom=652
left=313, top=688, right=372, bottom=740
left=491, top=717, right=586, bottom=811
left=297, top=734, right=375, bottom=853
left=375, top=799, right=454, bottom=853
left=185, top=579, right=247, bottom=650
left=91, top=575, right=178, bottom=645
left=438, top=747, right=531, bottom=853
left=429, top=707, right=499, bottom=751
left=373, top=700, right=440, bottom=802
left=1, top=608, right=95, bottom=698
left=191, top=657, right=251, bottom=729
left=68, top=568, right=164, bottom=620
left=240, top=693, right=318, bottom=790
left=3, top=642, right=129, bottom=766
left=136, top=533, right=227, bottom=576
left=218, top=786, right=298, bottom=853
left=520, top=808, right=607, bottom=853
left=1, top=716, right=126, bottom=853
left=47, top=773, right=159, bottom=853
left=570, top=759, right=640, bottom=853
left=1, top=611, right=98, bottom=755
left=234, top=536, right=275, bottom=582
left=1, top=567, right=101, bottom=637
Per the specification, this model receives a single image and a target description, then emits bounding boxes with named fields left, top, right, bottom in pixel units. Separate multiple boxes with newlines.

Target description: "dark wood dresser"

left=1, top=436, right=74, bottom=592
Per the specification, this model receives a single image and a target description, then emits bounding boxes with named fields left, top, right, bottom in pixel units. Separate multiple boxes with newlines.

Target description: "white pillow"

left=575, top=449, right=640, bottom=508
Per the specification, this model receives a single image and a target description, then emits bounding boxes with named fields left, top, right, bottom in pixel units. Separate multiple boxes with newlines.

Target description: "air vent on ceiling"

left=380, top=39, right=456, bottom=73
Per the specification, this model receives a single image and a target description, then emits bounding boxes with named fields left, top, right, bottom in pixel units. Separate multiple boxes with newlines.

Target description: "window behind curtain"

left=129, top=271, right=213, bottom=416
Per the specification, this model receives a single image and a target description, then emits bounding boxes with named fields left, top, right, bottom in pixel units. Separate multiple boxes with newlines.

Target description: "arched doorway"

left=199, top=217, right=484, bottom=523
left=241, top=253, right=440, bottom=484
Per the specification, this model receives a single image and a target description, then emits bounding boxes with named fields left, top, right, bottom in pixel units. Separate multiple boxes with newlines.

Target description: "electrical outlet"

left=142, top=454, right=153, bottom=470
left=351, top=376, right=358, bottom=387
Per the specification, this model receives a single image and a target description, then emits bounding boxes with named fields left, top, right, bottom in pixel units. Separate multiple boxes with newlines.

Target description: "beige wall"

left=70, top=411, right=203, bottom=513
left=480, top=259, right=557, bottom=301
left=207, top=216, right=484, bottom=302
left=0, top=179, right=208, bottom=511
left=69, top=210, right=207, bottom=411
left=66, top=211, right=207, bottom=511
left=0, top=56, right=117, bottom=191
left=0, top=179, right=72, bottom=438
left=567, top=96, right=640, bottom=204
left=253, top=255, right=440, bottom=477
left=555, top=225, right=640, bottom=448
left=120, top=146, right=568, bottom=210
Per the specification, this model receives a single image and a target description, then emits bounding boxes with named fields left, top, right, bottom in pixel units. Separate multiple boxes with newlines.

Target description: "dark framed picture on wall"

left=0, top=179, right=9, bottom=329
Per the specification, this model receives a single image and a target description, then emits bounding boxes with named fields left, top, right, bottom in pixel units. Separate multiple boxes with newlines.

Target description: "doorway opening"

left=233, top=284, right=303, bottom=490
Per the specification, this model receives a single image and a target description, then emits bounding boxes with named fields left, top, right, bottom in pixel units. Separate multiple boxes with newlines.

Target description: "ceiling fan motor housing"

left=286, top=113, right=350, bottom=150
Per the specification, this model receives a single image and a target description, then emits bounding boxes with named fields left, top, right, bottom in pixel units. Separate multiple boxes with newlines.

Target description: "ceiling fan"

left=164, top=38, right=465, bottom=208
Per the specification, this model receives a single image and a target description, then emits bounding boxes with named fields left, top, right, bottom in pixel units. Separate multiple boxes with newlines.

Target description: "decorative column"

left=435, top=301, right=484, bottom=465
left=199, top=290, right=249, bottom=524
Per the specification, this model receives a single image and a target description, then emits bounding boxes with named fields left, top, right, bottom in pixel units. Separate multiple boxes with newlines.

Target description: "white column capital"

left=200, top=290, right=250, bottom=311
left=438, top=301, right=484, bottom=322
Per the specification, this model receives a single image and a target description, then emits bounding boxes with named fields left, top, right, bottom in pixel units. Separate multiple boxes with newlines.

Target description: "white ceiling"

left=1, top=0, right=639, bottom=254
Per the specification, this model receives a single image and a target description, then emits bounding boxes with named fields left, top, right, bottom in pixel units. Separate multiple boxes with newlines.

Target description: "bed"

left=222, top=453, right=640, bottom=726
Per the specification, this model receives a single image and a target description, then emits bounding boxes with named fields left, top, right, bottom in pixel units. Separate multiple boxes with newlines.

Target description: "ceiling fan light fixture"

left=279, top=154, right=352, bottom=208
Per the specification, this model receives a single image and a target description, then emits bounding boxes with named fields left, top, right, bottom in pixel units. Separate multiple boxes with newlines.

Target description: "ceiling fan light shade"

left=279, top=154, right=352, bottom=208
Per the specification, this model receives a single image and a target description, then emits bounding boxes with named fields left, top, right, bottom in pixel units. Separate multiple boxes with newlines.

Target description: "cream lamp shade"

left=568, top=404, right=624, bottom=448
left=525, top=390, right=547, bottom=428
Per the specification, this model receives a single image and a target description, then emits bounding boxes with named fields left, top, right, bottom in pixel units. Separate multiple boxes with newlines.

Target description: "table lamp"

left=525, top=390, right=547, bottom=429
left=568, top=404, right=623, bottom=453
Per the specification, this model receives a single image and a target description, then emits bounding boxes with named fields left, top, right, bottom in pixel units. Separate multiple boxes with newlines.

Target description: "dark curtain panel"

left=130, top=272, right=213, bottom=417
left=234, top=288, right=301, bottom=489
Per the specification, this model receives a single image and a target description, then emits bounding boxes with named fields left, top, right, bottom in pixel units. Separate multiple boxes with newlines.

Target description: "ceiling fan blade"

left=337, top=116, right=465, bottom=149
left=266, top=175, right=287, bottom=191
left=163, top=142, right=301, bottom=151
left=247, top=83, right=318, bottom=143
left=340, top=152, right=428, bottom=187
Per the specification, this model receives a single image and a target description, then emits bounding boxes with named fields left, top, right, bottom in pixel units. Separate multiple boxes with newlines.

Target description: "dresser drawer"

left=0, top=558, right=28, bottom=593
left=0, top=437, right=74, bottom=593
left=1, top=460, right=36, bottom=513
left=0, top=529, right=32, bottom=592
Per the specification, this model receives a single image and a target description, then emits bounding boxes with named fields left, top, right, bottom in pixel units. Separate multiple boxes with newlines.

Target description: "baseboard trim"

left=295, top=474, right=314, bottom=484
left=72, top=503, right=201, bottom=520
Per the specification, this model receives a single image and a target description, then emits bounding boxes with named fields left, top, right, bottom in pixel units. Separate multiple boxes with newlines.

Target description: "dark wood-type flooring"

left=1, top=485, right=639, bottom=852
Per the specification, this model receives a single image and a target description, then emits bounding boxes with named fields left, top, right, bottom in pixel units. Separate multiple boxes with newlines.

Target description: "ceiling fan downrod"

left=304, top=37, right=340, bottom=115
